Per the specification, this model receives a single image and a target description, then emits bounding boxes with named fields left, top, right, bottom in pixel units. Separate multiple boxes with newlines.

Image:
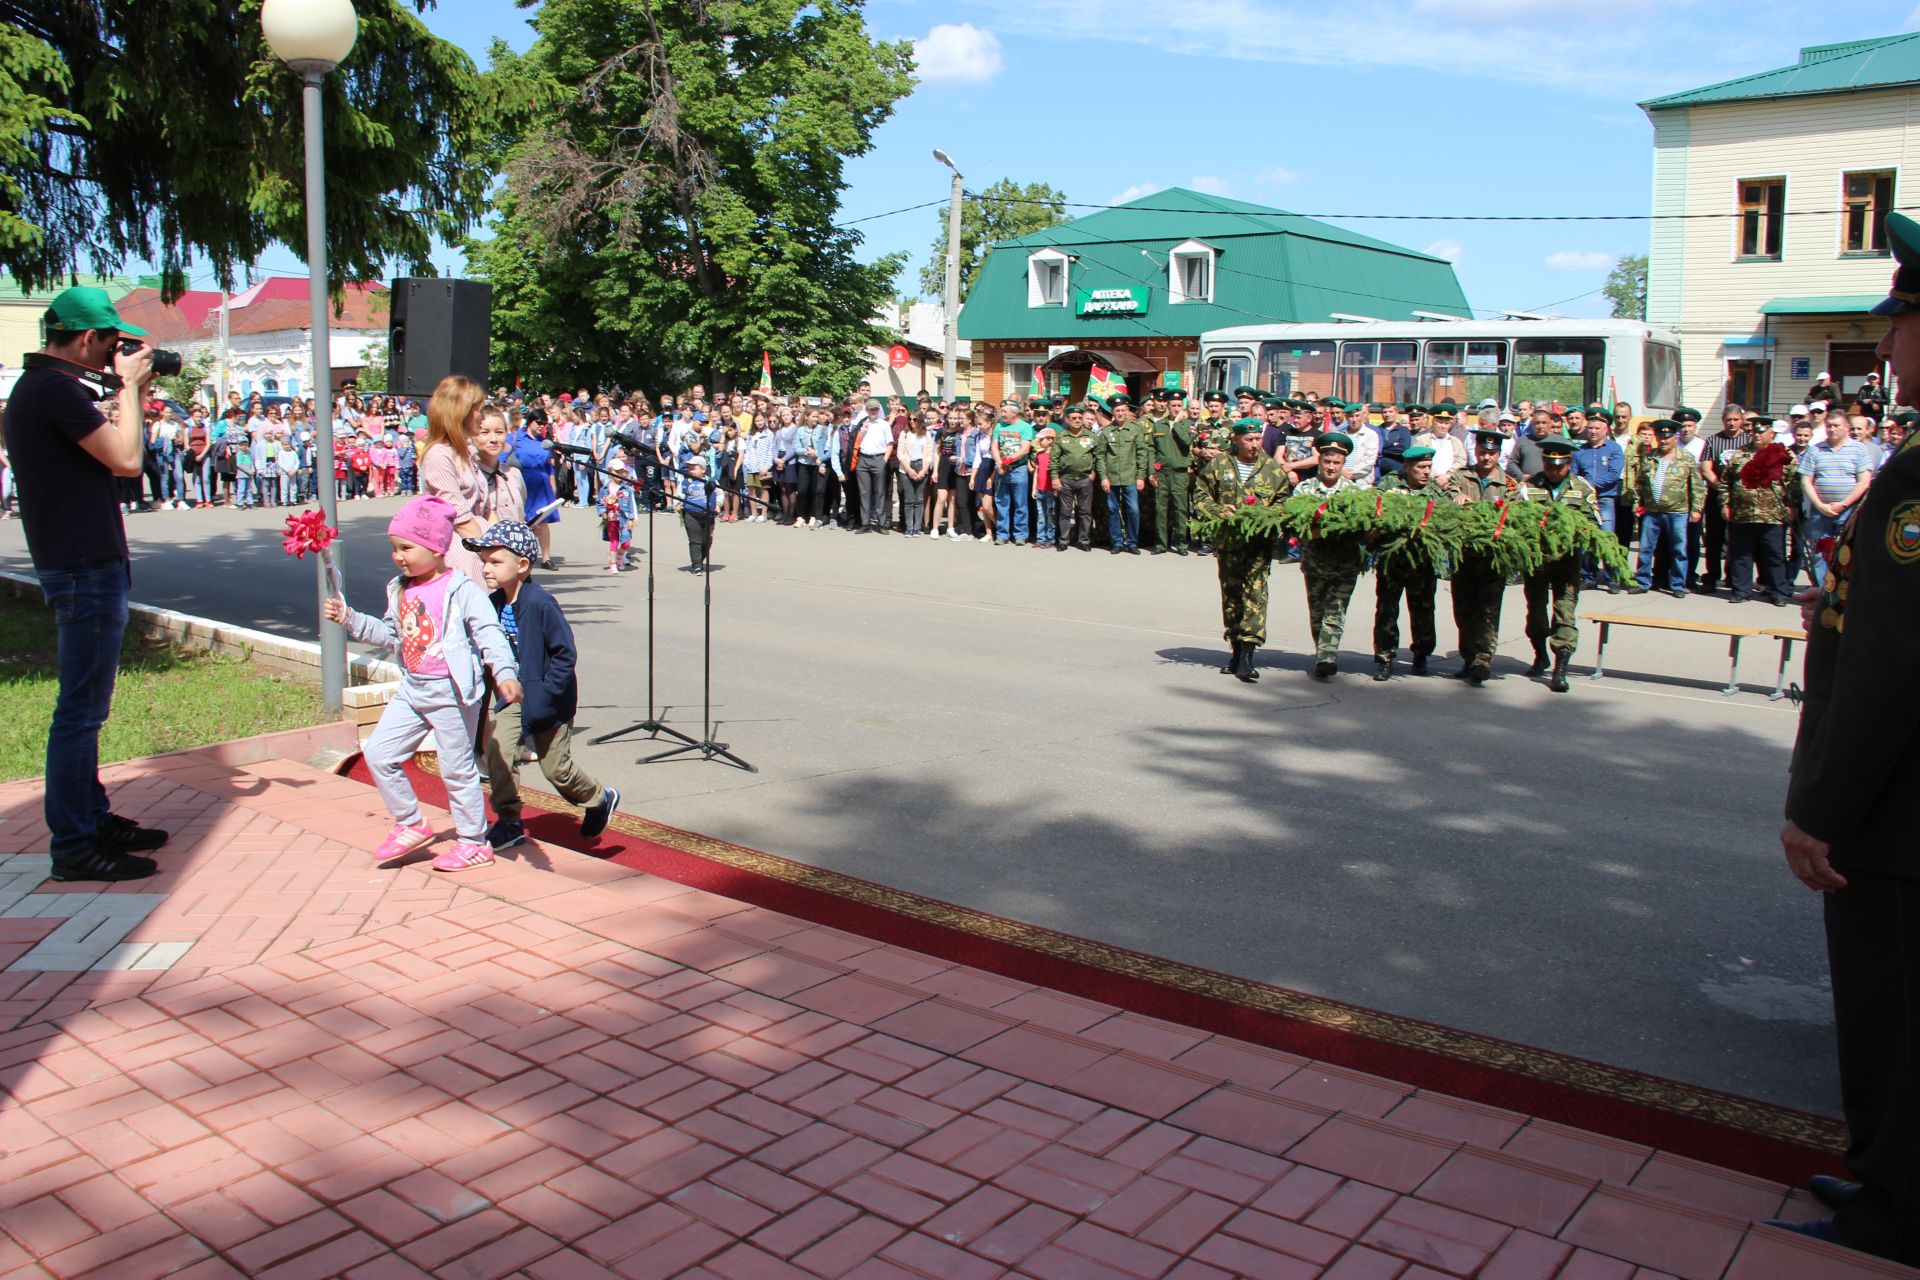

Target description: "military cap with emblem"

left=1203, top=390, right=1228, bottom=405
left=1168, top=387, right=1189, bottom=401
left=1537, top=435, right=1580, bottom=457
left=1262, top=395, right=1288, bottom=409
left=1230, top=416, right=1265, bottom=435
left=1870, top=210, right=1920, bottom=314
left=1401, top=445, right=1436, bottom=463
left=1313, top=432, right=1353, bottom=454
left=1027, top=396, right=1047, bottom=408
left=1470, top=427, right=1505, bottom=446
left=1586, top=406, right=1612, bottom=423
left=1674, top=406, right=1702, bottom=424
left=1105, top=392, right=1132, bottom=409
left=1432, top=404, right=1458, bottom=421
left=1233, top=385, right=1260, bottom=399
left=1650, top=418, right=1681, bottom=437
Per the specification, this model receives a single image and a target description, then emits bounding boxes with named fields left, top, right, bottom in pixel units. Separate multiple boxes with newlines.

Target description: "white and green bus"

left=1198, top=317, right=1683, bottom=422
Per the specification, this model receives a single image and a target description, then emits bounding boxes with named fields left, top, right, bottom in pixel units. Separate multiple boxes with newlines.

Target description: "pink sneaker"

left=373, top=821, right=434, bottom=865
left=431, top=840, right=495, bottom=873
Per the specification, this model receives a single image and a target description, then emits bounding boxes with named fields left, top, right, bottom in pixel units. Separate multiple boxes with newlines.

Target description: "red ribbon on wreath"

left=1418, top=499, right=1434, bottom=529
left=1492, top=499, right=1510, bottom=538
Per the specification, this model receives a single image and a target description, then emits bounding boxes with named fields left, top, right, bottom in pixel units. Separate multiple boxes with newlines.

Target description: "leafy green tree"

left=1604, top=253, right=1648, bottom=320
left=0, top=1, right=495, bottom=298
left=157, top=348, right=216, bottom=403
left=918, top=178, right=1069, bottom=301
left=354, top=339, right=389, bottom=393
left=466, top=0, right=914, bottom=394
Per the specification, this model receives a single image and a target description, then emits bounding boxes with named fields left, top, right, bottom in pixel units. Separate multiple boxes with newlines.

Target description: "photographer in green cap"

left=0, top=286, right=169, bottom=882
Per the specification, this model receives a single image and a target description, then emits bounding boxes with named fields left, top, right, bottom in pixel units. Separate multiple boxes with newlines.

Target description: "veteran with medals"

left=1771, top=209, right=1920, bottom=1264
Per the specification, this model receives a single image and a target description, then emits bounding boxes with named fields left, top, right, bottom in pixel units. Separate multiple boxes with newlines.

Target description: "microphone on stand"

left=552, top=442, right=595, bottom=458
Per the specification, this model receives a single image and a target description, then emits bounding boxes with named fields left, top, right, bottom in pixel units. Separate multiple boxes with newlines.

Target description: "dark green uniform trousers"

left=1152, top=472, right=1189, bottom=552
left=1373, top=570, right=1437, bottom=662
left=1451, top=562, right=1507, bottom=666
left=1523, top=558, right=1582, bottom=656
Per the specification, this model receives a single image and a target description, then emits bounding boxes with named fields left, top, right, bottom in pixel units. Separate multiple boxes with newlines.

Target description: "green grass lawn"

left=0, top=594, right=333, bottom=783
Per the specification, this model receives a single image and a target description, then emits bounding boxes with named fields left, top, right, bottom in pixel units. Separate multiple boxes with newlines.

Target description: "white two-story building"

left=1642, top=34, right=1920, bottom=417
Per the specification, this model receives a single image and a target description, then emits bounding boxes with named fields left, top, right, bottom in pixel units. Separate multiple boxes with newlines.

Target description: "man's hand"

left=1781, top=819, right=1847, bottom=892
left=1795, top=583, right=1821, bottom=630
left=1100, top=478, right=1111, bottom=493
left=113, top=343, right=155, bottom=390
left=1688, top=512, right=1702, bottom=524
left=1134, top=479, right=1145, bottom=492
left=497, top=678, right=523, bottom=706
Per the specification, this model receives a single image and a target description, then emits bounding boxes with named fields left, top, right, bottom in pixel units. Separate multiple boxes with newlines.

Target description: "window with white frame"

left=1168, top=240, right=1216, bottom=303
left=1005, top=355, right=1047, bottom=399
left=1028, top=250, right=1068, bottom=307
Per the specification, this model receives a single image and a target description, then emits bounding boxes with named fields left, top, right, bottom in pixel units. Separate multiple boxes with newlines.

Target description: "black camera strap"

left=21, top=353, right=122, bottom=401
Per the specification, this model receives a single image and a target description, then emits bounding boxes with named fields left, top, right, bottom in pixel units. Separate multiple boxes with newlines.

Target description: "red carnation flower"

left=1243, top=494, right=1257, bottom=505
left=1815, top=535, right=1836, bottom=560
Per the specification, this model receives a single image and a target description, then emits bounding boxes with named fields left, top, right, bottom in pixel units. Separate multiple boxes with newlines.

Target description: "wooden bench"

left=1584, top=613, right=1806, bottom=698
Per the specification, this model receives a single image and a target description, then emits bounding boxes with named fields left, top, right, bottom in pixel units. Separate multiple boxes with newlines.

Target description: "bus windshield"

left=1513, top=338, right=1604, bottom=408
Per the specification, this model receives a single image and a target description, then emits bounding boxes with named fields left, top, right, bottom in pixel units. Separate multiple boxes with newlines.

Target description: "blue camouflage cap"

left=461, top=519, right=541, bottom=562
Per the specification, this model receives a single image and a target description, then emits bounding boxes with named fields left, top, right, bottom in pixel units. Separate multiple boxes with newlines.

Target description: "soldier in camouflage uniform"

left=1191, top=391, right=1232, bottom=555
left=1372, top=445, right=1444, bottom=680
left=1193, top=418, right=1293, bottom=682
left=1292, top=433, right=1366, bottom=679
left=1630, top=419, right=1705, bottom=596
left=1721, top=420, right=1799, bottom=604
left=1147, top=395, right=1195, bottom=555
left=1443, top=428, right=1515, bottom=686
left=1515, top=436, right=1599, bottom=692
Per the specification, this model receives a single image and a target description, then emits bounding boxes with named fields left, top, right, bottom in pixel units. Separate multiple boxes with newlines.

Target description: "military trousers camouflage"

left=1216, top=544, right=1274, bottom=644
left=1523, top=557, right=1582, bottom=656
left=1301, top=549, right=1361, bottom=663
left=1450, top=561, right=1507, bottom=666
left=1373, top=569, right=1438, bottom=663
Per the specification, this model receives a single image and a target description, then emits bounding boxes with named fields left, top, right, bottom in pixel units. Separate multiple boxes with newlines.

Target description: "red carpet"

left=347, top=754, right=1845, bottom=1187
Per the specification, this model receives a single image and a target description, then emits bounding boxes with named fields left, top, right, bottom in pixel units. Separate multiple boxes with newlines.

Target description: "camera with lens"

left=118, top=338, right=182, bottom=378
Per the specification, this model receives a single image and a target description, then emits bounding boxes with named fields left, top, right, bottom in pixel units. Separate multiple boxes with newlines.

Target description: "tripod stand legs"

left=642, top=528, right=756, bottom=772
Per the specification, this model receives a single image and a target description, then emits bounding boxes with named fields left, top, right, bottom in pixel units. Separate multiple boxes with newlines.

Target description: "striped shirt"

left=1806, top=439, right=1873, bottom=504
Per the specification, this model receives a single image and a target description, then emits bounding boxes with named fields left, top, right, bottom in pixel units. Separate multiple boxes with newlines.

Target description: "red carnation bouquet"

left=1738, top=442, right=1792, bottom=491
left=283, top=509, right=343, bottom=600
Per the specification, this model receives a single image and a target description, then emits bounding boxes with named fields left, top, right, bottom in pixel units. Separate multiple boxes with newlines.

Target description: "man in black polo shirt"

left=1, top=287, right=169, bottom=881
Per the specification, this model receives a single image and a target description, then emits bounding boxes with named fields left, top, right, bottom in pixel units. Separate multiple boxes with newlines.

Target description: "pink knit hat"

left=387, top=494, right=457, bottom=554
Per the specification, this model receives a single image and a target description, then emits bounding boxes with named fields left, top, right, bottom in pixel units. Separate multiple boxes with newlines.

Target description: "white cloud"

left=913, top=24, right=1003, bottom=85
left=1188, top=175, right=1231, bottom=195
left=1254, top=166, right=1302, bottom=188
left=1112, top=182, right=1160, bottom=204
left=1545, top=250, right=1616, bottom=271
left=1425, top=239, right=1465, bottom=263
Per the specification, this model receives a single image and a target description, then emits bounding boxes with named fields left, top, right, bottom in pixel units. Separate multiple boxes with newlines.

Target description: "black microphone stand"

left=565, top=435, right=756, bottom=772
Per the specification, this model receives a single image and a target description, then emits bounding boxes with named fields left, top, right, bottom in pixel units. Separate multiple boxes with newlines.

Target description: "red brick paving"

left=0, top=747, right=1910, bottom=1279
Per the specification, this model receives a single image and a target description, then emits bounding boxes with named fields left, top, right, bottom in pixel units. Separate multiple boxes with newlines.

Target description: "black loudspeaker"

left=388, top=278, right=491, bottom=396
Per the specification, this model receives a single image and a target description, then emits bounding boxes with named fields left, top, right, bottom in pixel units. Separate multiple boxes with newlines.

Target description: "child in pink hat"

left=323, top=495, right=522, bottom=871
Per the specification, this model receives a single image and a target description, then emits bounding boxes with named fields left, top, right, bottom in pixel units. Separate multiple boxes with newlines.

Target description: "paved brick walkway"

left=0, top=748, right=1909, bottom=1280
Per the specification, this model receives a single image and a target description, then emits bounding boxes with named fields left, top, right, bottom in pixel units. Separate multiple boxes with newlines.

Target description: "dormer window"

left=1169, top=240, right=1216, bottom=304
left=1028, top=250, right=1068, bottom=308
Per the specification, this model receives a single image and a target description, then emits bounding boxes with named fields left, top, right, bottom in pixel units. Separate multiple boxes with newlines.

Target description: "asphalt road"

left=0, top=498, right=1837, bottom=1114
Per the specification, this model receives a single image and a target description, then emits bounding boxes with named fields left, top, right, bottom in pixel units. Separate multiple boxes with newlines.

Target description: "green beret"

left=1230, top=416, right=1265, bottom=435
left=1400, top=445, right=1436, bottom=463
left=1538, top=435, right=1580, bottom=457
left=1470, top=427, right=1506, bottom=445
left=1313, top=431, right=1352, bottom=454
left=1674, top=406, right=1702, bottom=423
left=1651, top=418, right=1680, bottom=436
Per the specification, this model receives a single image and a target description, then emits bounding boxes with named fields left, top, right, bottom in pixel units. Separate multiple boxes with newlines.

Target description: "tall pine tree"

left=467, top=0, right=914, bottom=393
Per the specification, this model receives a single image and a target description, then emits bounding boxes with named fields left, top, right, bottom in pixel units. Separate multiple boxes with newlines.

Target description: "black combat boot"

left=1220, top=642, right=1240, bottom=676
left=1548, top=653, right=1571, bottom=693
left=1313, top=659, right=1337, bottom=680
left=1235, top=643, right=1259, bottom=684
left=1243, top=644, right=1261, bottom=682
left=1410, top=653, right=1429, bottom=676
left=1465, top=659, right=1491, bottom=686
left=1373, top=655, right=1392, bottom=682
left=1527, top=644, right=1549, bottom=678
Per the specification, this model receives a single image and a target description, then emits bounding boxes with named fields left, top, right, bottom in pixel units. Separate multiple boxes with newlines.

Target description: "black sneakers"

left=51, top=840, right=158, bottom=883
left=100, top=813, right=168, bottom=853
left=580, top=786, right=620, bottom=840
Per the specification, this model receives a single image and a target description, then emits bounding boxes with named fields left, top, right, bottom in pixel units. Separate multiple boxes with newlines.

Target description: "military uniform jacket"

left=1442, top=467, right=1513, bottom=505
left=1147, top=419, right=1195, bottom=473
left=1378, top=474, right=1447, bottom=498
left=1094, top=421, right=1148, bottom=486
left=1515, top=471, right=1599, bottom=519
left=1049, top=429, right=1098, bottom=481
left=1786, top=433, right=1920, bottom=875
left=1193, top=452, right=1292, bottom=528
left=1635, top=449, right=1705, bottom=516
left=1721, top=444, right=1799, bottom=525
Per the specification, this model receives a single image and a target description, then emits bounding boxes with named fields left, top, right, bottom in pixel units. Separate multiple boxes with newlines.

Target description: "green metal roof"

left=1758, top=294, right=1886, bottom=315
left=0, top=274, right=138, bottom=303
left=1640, top=33, right=1920, bottom=110
left=956, top=188, right=1469, bottom=342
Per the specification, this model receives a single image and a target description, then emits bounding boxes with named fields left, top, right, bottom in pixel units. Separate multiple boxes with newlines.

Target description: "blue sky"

left=250, top=0, right=1920, bottom=320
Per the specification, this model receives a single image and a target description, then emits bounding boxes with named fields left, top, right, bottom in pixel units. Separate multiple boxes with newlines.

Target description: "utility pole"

left=934, top=149, right=963, bottom=401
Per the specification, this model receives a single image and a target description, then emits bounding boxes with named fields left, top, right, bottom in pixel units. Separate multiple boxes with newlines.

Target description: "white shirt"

left=1343, top=423, right=1380, bottom=482
left=1415, top=429, right=1469, bottom=478
left=1682, top=436, right=1706, bottom=462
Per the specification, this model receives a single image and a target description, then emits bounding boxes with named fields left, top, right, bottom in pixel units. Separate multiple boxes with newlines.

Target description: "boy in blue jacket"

left=463, top=520, right=621, bottom=849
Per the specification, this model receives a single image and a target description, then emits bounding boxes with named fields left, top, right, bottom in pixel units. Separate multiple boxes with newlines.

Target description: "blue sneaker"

left=485, top=818, right=526, bottom=851
left=580, top=786, right=619, bottom=840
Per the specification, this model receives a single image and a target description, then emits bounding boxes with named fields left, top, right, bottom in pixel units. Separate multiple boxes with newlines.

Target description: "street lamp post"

left=262, top=0, right=358, bottom=715
left=933, top=149, right=963, bottom=401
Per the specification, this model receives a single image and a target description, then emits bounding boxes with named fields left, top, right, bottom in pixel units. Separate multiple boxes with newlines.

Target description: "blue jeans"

left=236, top=473, right=257, bottom=507
left=1804, top=508, right=1843, bottom=583
left=1585, top=498, right=1618, bottom=585
left=995, top=466, right=1031, bottom=542
left=38, top=562, right=130, bottom=861
left=1106, top=483, right=1140, bottom=550
left=1035, top=492, right=1057, bottom=545
left=1636, top=512, right=1688, bottom=592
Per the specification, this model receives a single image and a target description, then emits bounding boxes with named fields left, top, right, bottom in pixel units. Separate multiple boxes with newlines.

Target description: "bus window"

left=1258, top=341, right=1337, bottom=399
left=1337, top=341, right=1419, bottom=405
left=1513, top=338, right=1604, bottom=409
left=1421, top=341, right=1507, bottom=407
left=1205, top=354, right=1252, bottom=393
left=1642, top=342, right=1680, bottom=412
